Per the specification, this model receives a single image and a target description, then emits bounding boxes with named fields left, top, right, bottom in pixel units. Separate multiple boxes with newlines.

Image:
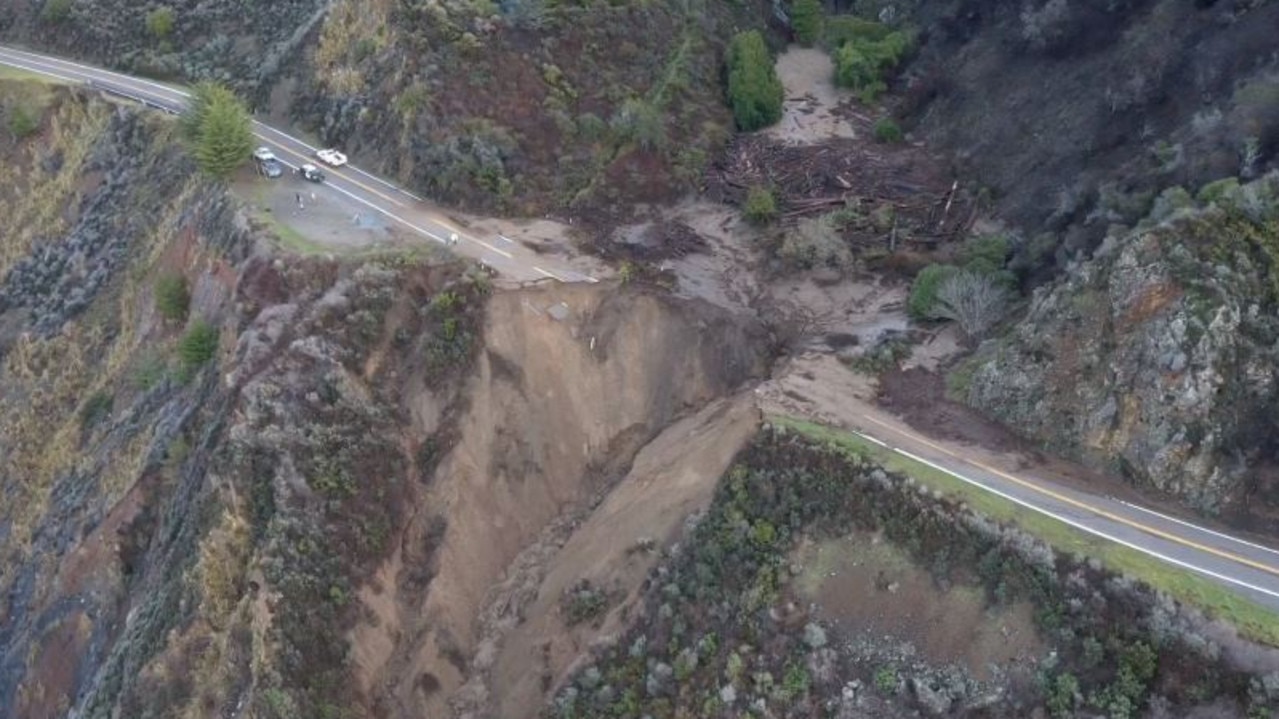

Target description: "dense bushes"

left=790, top=0, right=822, bottom=46
left=908, top=233, right=1016, bottom=328
left=178, top=320, right=219, bottom=372
left=726, top=30, right=783, bottom=131
left=873, top=117, right=903, bottom=143
left=826, top=19, right=913, bottom=102
left=743, top=186, right=778, bottom=225
left=551, top=425, right=1277, bottom=718
left=6, top=105, right=39, bottom=139
left=154, top=274, right=190, bottom=322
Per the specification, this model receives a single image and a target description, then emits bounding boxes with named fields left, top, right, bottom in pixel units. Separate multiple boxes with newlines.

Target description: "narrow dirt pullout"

left=489, top=393, right=761, bottom=717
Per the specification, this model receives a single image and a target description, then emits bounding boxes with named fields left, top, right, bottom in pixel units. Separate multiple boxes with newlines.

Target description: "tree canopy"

left=182, top=82, right=254, bottom=180
left=727, top=30, right=783, bottom=132
left=791, top=0, right=822, bottom=46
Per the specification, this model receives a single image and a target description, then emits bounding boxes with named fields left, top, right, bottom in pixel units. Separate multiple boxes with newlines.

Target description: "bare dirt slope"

left=487, top=393, right=760, bottom=717
left=346, top=284, right=769, bottom=717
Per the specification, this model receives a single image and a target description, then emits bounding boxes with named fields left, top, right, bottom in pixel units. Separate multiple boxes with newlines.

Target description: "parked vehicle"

left=315, top=148, right=347, bottom=167
left=298, top=163, right=326, bottom=183
left=259, top=159, right=283, bottom=178
left=252, top=146, right=283, bottom=178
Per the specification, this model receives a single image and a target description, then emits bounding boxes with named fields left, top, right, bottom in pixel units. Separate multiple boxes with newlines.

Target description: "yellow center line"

left=267, top=143, right=406, bottom=209
left=857, top=413, right=1279, bottom=579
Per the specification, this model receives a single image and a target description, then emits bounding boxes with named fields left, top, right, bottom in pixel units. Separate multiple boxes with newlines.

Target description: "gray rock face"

left=965, top=182, right=1279, bottom=510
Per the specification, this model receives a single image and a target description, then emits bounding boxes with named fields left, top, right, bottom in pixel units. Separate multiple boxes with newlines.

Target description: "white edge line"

left=871, top=443, right=1279, bottom=602
left=1, top=50, right=591, bottom=284
left=852, top=430, right=888, bottom=448
left=1117, top=500, right=1279, bottom=559
left=0, top=57, right=83, bottom=85
left=0, top=46, right=189, bottom=98
left=269, top=156, right=446, bottom=245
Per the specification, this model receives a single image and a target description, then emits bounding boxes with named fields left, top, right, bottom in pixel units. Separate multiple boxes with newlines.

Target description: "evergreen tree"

left=182, top=82, right=254, bottom=179
left=727, top=31, right=784, bottom=132
left=791, top=0, right=822, bottom=46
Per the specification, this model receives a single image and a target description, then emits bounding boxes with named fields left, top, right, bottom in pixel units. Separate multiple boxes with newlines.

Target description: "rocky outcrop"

left=964, top=177, right=1279, bottom=511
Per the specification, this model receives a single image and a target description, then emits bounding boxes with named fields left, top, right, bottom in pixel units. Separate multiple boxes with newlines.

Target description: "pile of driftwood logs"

left=706, top=134, right=978, bottom=251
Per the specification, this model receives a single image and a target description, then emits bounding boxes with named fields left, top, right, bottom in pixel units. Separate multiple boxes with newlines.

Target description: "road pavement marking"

left=0, top=46, right=190, bottom=99
left=881, top=441, right=1279, bottom=601
left=250, top=122, right=423, bottom=201
left=857, top=413, right=1279, bottom=579
left=0, top=55, right=82, bottom=84
left=1117, top=500, right=1279, bottom=558
left=266, top=142, right=406, bottom=209
left=0, top=45, right=583, bottom=281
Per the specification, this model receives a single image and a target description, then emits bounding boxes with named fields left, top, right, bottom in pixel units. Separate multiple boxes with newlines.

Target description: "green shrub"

left=178, top=320, right=219, bottom=372
left=831, top=27, right=912, bottom=102
left=907, top=263, right=958, bottom=320
left=743, top=186, right=779, bottom=225
left=1197, top=177, right=1240, bottom=205
left=154, top=274, right=190, bottom=322
left=960, top=234, right=1011, bottom=275
left=874, top=665, right=899, bottom=694
left=145, top=6, right=175, bottom=39
left=822, top=16, right=894, bottom=48
left=791, top=0, right=822, bottom=46
left=1045, top=672, right=1080, bottom=718
left=873, top=117, right=903, bottom=143
left=6, top=105, right=39, bottom=139
left=727, top=30, right=784, bottom=131
left=41, top=0, right=72, bottom=23
left=79, top=391, right=114, bottom=433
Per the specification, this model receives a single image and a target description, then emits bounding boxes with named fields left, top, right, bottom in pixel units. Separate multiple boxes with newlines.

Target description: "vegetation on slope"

left=551, top=423, right=1279, bottom=718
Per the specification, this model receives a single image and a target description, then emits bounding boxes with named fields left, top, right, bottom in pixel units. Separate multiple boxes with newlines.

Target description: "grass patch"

left=771, top=415, right=1279, bottom=647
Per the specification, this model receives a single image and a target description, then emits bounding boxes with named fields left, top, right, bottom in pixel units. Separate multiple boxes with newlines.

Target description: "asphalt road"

left=6, top=44, right=1279, bottom=617
left=843, top=411, right=1279, bottom=611
left=0, top=44, right=596, bottom=284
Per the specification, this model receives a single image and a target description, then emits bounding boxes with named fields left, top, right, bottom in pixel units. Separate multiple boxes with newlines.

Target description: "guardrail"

left=84, top=79, right=180, bottom=114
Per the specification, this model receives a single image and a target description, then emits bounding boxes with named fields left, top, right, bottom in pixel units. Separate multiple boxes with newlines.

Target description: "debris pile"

left=707, top=134, right=978, bottom=252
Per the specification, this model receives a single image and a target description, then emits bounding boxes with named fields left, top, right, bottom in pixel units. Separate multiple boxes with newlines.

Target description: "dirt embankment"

left=348, top=283, right=770, bottom=716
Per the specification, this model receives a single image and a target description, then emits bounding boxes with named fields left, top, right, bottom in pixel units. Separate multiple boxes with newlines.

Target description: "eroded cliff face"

left=963, top=177, right=1279, bottom=512
left=0, top=81, right=771, bottom=719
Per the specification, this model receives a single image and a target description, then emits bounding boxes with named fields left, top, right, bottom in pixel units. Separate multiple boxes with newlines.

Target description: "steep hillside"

left=899, top=0, right=1279, bottom=277
left=0, top=0, right=324, bottom=95
left=960, top=176, right=1279, bottom=515
left=552, top=424, right=1279, bottom=718
left=0, top=80, right=771, bottom=719
left=2, top=0, right=776, bottom=218
left=289, top=0, right=770, bottom=216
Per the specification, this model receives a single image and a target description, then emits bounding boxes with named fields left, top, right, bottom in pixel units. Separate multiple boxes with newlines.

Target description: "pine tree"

left=727, top=31, right=784, bottom=132
left=791, top=0, right=822, bottom=47
left=183, top=83, right=253, bottom=180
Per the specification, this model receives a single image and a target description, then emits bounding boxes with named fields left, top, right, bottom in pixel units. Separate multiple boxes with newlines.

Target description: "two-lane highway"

left=0, top=45, right=596, bottom=284
left=839, top=409, right=1279, bottom=612
left=9, top=43, right=1279, bottom=623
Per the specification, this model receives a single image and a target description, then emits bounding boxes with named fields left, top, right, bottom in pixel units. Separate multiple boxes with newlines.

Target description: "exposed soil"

left=345, top=284, right=769, bottom=717
left=877, top=367, right=1022, bottom=454
left=793, top=533, right=1045, bottom=681
left=488, top=393, right=761, bottom=718
left=766, top=48, right=859, bottom=146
